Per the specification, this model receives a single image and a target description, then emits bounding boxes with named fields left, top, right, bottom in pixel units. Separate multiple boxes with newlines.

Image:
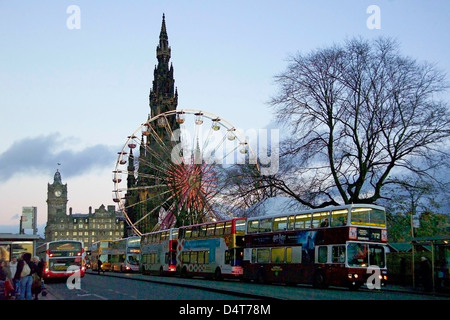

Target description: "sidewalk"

left=380, top=282, right=450, bottom=298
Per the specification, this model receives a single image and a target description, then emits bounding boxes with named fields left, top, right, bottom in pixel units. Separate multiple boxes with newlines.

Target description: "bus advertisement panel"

left=36, top=240, right=86, bottom=280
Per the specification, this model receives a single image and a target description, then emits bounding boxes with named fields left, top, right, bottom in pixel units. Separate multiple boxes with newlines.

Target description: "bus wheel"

left=313, top=271, right=327, bottom=289
left=214, top=268, right=222, bottom=281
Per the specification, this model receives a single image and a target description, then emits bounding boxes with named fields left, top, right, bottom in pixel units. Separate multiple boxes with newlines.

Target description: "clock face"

left=54, top=190, right=62, bottom=197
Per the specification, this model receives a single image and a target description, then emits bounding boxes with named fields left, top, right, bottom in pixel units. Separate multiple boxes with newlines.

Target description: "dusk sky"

left=1, top=1, right=449, bottom=234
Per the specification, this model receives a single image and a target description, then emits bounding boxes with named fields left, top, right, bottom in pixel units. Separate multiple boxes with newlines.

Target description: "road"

left=43, top=270, right=449, bottom=301
left=37, top=272, right=448, bottom=318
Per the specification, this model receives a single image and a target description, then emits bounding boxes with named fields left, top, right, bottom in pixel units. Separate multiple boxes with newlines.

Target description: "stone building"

left=44, top=169, right=125, bottom=249
left=124, top=14, right=179, bottom=233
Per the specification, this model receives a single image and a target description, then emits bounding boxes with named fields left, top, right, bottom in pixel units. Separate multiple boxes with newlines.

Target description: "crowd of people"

left=0, top=252, right=46, bottom=300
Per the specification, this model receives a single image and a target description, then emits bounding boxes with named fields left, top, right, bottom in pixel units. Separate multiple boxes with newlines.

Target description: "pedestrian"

left=31, top=256, right=43, bottom=300
left=419, top=256, right=432, bottom=292
left=14, top=252, right=36, bottom=300
left=97, top=258, right=103, bottom=274
left=8, top=256, right=19, bottom=297
left=9, top=257, right=18, bottom=279
left=0, top=258, right=7, bottom=300
left=1, top=259, right=15, bottom=299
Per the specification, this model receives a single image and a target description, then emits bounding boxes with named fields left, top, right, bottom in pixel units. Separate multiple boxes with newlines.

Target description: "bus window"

left=198, top=251, right=205, bottom=264
left=191, top=251, right=198, bottom=264
left=215, top=222, right=225, bottom=235
left=312, top=212, right=329, bottom=228
left=331, top=209, right=348, bottom=227
left=191, top=227, right=199, bottom=238
left=200, top=225, right=207, bottom=237
left=351, top=208, right=370, bottom=225
left=225, top=250, right=231, bottom=264
left=288, top=215, right=295, bottom=230
left=317, top=246, right=328, bottom=263
left=259, top=218, right=272, bottom=232
left=182, top=252, right=190, bottom=264
left=257, top=248, right=270, bottom=263
left=273, top=216, right=288, bottom=231
left=369, top=245, right=386, bottom=268
left=271, top=247, right=285, bottom=263
left=347, top=243, right=368, bottom=267
left=295, top=214, right=311, bottom=229
left=207, top=224, right=215, bottom=236
left=369, top=209, right=386, bottom=227
left=235, top=219, right=246, bottom=234
left=286, top=247, right=292, bottom=263
left=251, top=249, right=257, bottom=263
left=224, top=221, right=232, bottom=235
left=332, top=245, right=346, bottom=263
left=291, top=246, right=302, bottom=263
left=247, top=220, right=259, bottom=234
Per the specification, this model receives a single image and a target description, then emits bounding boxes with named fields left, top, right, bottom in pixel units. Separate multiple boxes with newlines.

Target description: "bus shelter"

left=411, top=235, right=450, bottom=292
left=0, top=233, right=41, bottom=261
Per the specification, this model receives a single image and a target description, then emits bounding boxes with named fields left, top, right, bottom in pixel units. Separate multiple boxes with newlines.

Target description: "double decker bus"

left=177, top=217, right=246, bottom=280
left=36, top=240, right=86, bottom=280
left=90, top=240, right=113, bottom=272
left=141, top=228, right=178, bottom=276
left=242, top=204, right=388, bottom=290
left=110, top=236, right=141, bottom=272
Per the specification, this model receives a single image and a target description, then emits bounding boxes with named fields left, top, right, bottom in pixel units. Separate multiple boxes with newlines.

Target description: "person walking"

left=14, top=253, right=36, bottom=300
left=31, top=256, right=43, bottom=300
left=97, top=258, right=103, bottom=274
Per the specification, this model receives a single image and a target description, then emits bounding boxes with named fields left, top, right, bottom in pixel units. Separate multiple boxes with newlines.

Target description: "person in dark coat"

left=31, top=256, right=44, bottom=300
left=419, top=256, right=432, bottom=292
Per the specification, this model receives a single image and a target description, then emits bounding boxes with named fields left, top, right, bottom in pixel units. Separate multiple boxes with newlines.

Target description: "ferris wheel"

left=112, top=109, right=259, bottom=236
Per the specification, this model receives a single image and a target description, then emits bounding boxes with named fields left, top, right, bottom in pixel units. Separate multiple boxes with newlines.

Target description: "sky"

left=1, top=0, right=450, bottom=235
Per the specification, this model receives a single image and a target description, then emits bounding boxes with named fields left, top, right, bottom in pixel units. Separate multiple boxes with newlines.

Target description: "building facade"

left=45, top=169, right=125, bottom=249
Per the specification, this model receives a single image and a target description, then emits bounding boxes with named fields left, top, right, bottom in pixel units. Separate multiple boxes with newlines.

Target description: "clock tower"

left=46, top=169, right=68, bottom=224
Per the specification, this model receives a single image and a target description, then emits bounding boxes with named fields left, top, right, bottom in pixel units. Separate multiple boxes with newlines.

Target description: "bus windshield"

left=347, top=243, right=386, bottom=268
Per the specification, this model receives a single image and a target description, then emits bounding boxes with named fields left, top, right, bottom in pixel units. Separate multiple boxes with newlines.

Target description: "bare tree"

left=269, top=37, right=450, bottom=208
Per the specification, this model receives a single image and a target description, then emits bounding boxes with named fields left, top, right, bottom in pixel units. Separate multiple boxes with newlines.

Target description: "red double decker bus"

left=242, top=204, right=388, bottom=290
